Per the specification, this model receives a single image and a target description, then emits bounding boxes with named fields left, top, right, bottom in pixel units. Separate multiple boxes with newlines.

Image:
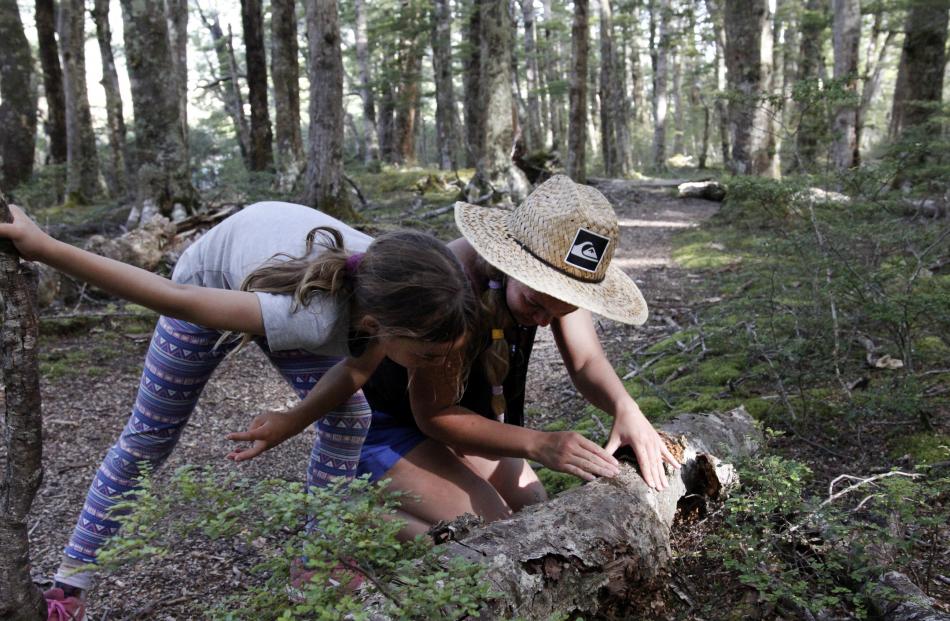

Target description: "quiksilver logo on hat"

left=565, top=228, right=610, bottom=272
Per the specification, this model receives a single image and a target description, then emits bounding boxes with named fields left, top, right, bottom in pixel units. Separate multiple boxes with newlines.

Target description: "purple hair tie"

left=488, top=279, right=503, bottom=290
left=345, top=252, right=365, bottom=276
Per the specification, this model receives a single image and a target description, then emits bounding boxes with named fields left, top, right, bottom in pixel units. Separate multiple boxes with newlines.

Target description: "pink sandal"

left=44, top=587, right=85, bottom=621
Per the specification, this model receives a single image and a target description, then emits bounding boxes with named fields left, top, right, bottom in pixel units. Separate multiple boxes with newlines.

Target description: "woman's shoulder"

left=217, top=202, right=372, bottom=247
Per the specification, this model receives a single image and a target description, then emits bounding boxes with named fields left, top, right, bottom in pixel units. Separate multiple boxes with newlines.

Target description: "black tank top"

left=362, top=324, right=538, bottom=427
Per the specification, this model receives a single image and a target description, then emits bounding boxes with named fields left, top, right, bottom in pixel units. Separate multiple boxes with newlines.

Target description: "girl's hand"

left=0, top=204, right=54, bottom=261
left=604, top=408, right=680, bottom=491
left=533, top=430, right=621, bottom=481
left=226, top=411, right=303, bottom=462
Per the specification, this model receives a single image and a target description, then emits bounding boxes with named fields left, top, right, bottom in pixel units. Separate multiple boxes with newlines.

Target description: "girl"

left=0, top=201, right=476, bottom=615
left=231, top=176, right=681, bottom=537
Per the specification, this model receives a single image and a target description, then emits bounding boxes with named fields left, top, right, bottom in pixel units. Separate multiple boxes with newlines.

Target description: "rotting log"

left=868, top=572, right=950, bottom=621
left=677, top=181, right=726, bottom=202
left=413, top=407, right=761, bottom=620
left=0, top=193, right=46, bottom=620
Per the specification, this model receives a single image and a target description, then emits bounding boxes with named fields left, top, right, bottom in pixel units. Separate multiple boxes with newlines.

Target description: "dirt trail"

left=27, top=181, right=720, bottom=619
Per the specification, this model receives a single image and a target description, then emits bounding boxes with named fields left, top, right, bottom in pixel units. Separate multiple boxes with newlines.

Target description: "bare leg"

left=455, top=452, right=548, bottom=511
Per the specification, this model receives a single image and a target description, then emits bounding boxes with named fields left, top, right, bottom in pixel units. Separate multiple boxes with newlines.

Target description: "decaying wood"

left=677, top=180, right=726, bottom=202
left=0, top=194, right=47, bottom=619
left=404, top=407, right=762, bottom=620
left=868, top=571, right=950, bottom=621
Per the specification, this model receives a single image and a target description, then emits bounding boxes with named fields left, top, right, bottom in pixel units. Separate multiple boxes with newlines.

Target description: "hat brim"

left=455, top=201, right=648, bottom=325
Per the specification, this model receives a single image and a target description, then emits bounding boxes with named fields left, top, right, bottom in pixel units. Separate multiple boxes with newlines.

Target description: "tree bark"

left=302, top=0, right=354, bottom=218
left=651, top=0, right=670, bottom=172
left=0, top=195, right=46, bottom=621
left=432, top=0, right=459, bottom=170
left=59, top=0, right=101, bottom=203
left=889, top=0, right=950, bottom=140
left=856, top=11, right=895, bottom=155
left=271, top=0, right=304, bottom=191
left=119, top=0, right=197, bottom=219
left=34, top=0, right=66, bottom=166
left=671, top=49, right=684, bottom=156
left=541, top=0, right=566, bottom=154
left=241, top=0, right=274, bottom=172
left=521, top=0, right=543, bottom=152
left=795, top=0, right=828, bottom=172
left=463, top=0, right=483, bottom=168
left=394, top=2, right=426, bottom=167
left=165, top=0, right=188, bottom=158
left=868, top=572, right=950, bottom=621
left=724, top=0, right=777, bottom=176
left=409, top=408, right=763, bottom=620
left=705, top=0, right=730, bottom=169
left=0, top=0, right=36, bottom=191
left=567, top=0, right=589, bottom=183
left=831, top=0, right=860, bottom=171
left=599, top=0, right=628, bottom=177
left=378, top=79, right=397, bottom=165
left=354, top=0, right=380, bottom=168
left=92, top=0, right=130, bottom=199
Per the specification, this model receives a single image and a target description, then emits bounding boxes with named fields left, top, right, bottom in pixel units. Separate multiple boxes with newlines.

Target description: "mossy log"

left=434, top=407, right=762, bottom=620
left=868, top=572, right=950, bottom=621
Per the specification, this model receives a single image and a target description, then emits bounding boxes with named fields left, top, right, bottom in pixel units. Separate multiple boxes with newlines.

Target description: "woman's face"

left=379, top=334, right=467, bottom=369
left=505, top=278, right=577, bottom=327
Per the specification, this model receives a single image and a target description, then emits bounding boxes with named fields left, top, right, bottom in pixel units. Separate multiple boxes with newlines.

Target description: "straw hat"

left=455, top=174, right=648, bottom=325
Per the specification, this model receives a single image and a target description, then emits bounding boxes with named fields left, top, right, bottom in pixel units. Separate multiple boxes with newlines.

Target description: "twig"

left=343, top=174, right=370, bottom=210
left=420, top=204, right=454, bottom=219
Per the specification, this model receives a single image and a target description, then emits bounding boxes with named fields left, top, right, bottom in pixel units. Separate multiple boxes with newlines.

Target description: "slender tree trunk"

left=651, top=0, right=670, bottom=171
left=271, top=0, right=304, bottom=191
left=724, top=0, right=777, bottom=176
left=522, top=0, right=542, bottom=152
left=889, top=0, right=950, bottom=140
left=463, top=1, right=483, bottom=168
left=93, top=0, right=129, bottom=199
left=857, top=13, right=894, bottom=154
left=432, top=0, right=459, bottom=170
left=199, top=8, right=251, bottom=167
left=671, top=50, right=685, bottom=155
left=394, top=3, right=425, bottom=167
left=59, top=0, right=101, bottom=203
left=782, top=2, right=799, bottom=139
left=0, top=0, right=37, bottom=191
left=795, top=0, right=828, bottom=171
left=355, top=0, right=380, bottom=168
left=599, top=0, right=628, bottom=177
left=35, top=0, right=66, bottom=166
left=567, top=0, right=589, bottom=182
left=831, top=0, right=860, bottom=170
left=705, top=0, right=730, bottom=168
left=119, top=0, right=196, bottom=218
left=0, top=196, right=46, bottom=621
left=542, top=0, right=565, bottom=154
left=242, top=0, right=274, bottom=172
left=586, top=40, right=600, bottom=162
left=303, top=0, right=354, bottom=218
left=468, top=0, right=530, bottom=203
left=165, top=0, right=188, bottom=157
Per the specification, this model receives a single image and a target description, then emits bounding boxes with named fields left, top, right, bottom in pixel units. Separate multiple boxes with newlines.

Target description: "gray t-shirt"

left=171, top=201, right=372, bottom=355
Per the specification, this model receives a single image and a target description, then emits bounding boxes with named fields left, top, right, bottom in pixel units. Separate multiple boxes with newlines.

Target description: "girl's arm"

left=551, top=309, right=680, bottom=490
left=225, top=344, right=386, bottom=461
left=0, top=204, right=263, bottom=334
left=408, top=366, right=621, bottom=481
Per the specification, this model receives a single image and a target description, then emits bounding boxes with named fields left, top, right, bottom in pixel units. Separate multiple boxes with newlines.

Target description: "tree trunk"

left=165, top=0, right=188, bottom=159
left=566, top=0, right=589, bottom=182
left=394, top=2, right=426, bottom=167
left=119, top=0, right=197, bottom=219
left=541, top=0, right=566, bottom=154
left=856, top=11, right=894, bottom=155
left=889, top=0, right=950, bottom=140
left=671, top=50, right=684, bottom=156
left=831, top=0, right=860, bottom=171
left=404, top=408, right=763, bottom=620
left=198, top=8, right=251, bottom=168
left=724, top=0, right=777, bottom=176
left=59, top=0, right=101, bottom=203
left=651, top=0, right=670, bottom=172
left=271, top=0, right=304, bottom=191
left=355, top=0, right=380, bottom=169
left=302, top=0, right=354, bottom=218
left=705, top=0, right=730, bottom=169
left=378, top=80, right=397, bottom=165
left=522, top=0, right=543, bottom=152
left=599, top=0, right=628, bottom=177
left=93, top=0, right=129, bottom=200
left=0, top=0, right=36, bottom=191
left=463, top=1, right=483, bottom=168
left=795, top=0, right=828, bottom=172
left=34, top=0, right=66, bottom=167
left=0, top=195, right=46, bottom=621
left=241, top=0, right=274, bottom=172
left=432, top=0, right=459, bottom=170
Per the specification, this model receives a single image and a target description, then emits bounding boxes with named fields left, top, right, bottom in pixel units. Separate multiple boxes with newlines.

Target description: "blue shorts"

left=356, top=411, right=427, bottom=481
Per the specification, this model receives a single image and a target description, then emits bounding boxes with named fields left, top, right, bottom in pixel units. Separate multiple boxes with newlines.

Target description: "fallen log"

left=408, top=407, right=762, bottom=620
left=677, top=181, right=726, bottom=202
left=868, top=572, right=950, bottom=621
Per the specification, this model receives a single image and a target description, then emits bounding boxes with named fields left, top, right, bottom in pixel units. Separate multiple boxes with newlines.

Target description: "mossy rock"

left=889, top=432, right=950, bottom=464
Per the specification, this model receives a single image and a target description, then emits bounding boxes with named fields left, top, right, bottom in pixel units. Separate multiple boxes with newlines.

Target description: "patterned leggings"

left=56, top=316, right=372, bottom=589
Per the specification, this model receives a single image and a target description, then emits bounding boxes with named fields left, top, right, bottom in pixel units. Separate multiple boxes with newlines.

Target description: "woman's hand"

left=0, top=204, right=54, bottom=261
left=226, top=411, right=305, bottom=462
left=532, top=430, right=621, bottom=481
left=604, top=408, right=680, bottom=491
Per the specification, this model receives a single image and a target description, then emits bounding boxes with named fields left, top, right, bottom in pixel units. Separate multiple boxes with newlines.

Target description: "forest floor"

left=21, top=173, right=949, bottom=620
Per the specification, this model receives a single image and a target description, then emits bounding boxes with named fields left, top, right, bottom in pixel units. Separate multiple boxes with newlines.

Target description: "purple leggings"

left=55, top=316, right=371, bottom=589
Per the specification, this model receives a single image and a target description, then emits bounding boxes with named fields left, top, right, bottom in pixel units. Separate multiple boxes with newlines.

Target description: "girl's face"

left=505, top=278, right=577, bottom=327
left=379, top=334, right=467, bottom=369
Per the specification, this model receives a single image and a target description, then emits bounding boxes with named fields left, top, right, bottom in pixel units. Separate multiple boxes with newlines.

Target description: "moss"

left=541, top=419, right=568, bottom=432
left=644, top=330, right=697, bottom=355
left=676, top=395, right=742, bottom=415
left=914, top=335, right=949, bottom=363
left=889, top=433, right=950, bottom=465
left=635, top=396, right=671, bottom=419
left=741, top=398, right=774, bottom=420
left=695, top=358, right=744, bottom=386
left=537, top=468, right=582, bottom=496
left=40, top=349, right=104, bottom=380
left=672, top=242, right=740, bottom=269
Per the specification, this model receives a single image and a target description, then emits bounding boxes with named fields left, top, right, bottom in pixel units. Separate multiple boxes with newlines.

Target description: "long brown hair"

left=473, top=257, right=515, bottom=420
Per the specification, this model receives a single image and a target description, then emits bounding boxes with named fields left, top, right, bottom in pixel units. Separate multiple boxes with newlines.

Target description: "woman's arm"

left=226, top=345, right=386, bottom=461
left=408, top=366, right=620, bottom=481
left=551, top=309, right=680, bottom=490
left=0, top=204, right=263, bottom=334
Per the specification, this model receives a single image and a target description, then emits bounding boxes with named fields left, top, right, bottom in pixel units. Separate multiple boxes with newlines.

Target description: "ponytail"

left=478, top=272, right=514, bottom=421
